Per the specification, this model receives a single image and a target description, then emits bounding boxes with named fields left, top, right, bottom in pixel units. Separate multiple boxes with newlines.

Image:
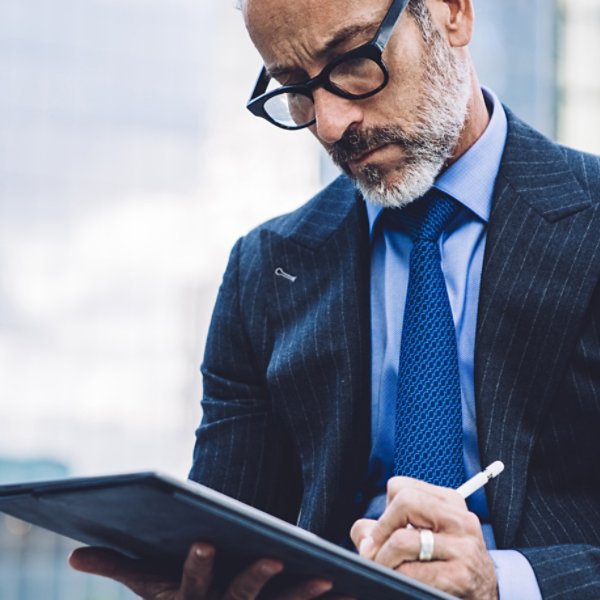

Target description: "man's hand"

left=70, top=543, right=349, bottom=600
left=350, top=477, right=498, bottom=600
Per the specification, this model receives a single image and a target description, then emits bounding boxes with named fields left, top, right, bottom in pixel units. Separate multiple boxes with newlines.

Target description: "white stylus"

left=358, top=461, right=506, bottom=552
left=456, top=460, right=504, bottom=498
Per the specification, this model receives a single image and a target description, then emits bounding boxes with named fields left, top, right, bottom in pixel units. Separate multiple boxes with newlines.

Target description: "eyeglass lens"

left=264, top=93, right=315, bottom=129
left=264, top=56, right=386, bottom=127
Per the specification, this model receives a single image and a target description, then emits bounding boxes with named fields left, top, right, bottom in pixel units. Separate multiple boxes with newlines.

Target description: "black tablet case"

left=0, top=472, right=455, bottom=599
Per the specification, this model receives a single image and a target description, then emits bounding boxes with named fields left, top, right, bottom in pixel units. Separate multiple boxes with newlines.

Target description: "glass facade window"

left=557, top=0, right=600, bottom=153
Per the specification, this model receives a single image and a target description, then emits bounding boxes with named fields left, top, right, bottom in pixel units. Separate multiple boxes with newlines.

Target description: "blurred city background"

left=0, top=0, right=598, bottom=597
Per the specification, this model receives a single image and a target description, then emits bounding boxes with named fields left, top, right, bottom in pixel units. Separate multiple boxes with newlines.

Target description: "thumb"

left=350, top=518, right=378, bottom=559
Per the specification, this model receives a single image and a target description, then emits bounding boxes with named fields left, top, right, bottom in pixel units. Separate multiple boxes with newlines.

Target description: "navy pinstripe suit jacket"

left=190, top=110, right=600, bottom=599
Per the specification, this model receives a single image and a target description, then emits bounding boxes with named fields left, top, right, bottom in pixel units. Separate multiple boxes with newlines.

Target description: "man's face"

left=244, top=0, right=471, bottom=208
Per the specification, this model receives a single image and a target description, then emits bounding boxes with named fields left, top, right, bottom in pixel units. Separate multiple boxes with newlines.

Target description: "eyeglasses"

left=246, top=0, right=409, bottom=130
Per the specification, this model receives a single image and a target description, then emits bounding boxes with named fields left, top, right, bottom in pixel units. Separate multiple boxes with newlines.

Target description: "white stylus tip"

left=485, top=460, right=505, bottom=479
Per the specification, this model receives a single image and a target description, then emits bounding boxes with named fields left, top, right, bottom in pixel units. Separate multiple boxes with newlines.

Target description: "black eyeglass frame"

left=246, top=0, right=410, bottom=130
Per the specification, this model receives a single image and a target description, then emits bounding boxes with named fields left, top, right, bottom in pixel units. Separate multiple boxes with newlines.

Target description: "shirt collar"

left=365, top=86, right=508, bottom=237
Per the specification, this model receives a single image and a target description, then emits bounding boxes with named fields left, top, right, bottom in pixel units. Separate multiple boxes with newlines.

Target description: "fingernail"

left=260, top=561, right=283, bottom=576
left=359, top=536, right=375, bottom=558
left=309, top=580, right=332, bottom=595
left=194, top=545, right=213, bottom=558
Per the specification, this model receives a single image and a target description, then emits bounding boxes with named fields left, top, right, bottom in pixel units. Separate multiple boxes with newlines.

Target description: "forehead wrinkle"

left=266, top=19, right=379, bottom=79
left=317, top=21, right=379, bottom=59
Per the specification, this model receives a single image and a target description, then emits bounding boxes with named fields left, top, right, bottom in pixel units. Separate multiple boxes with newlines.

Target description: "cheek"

left=384, top=59, right=425, bottom=111
left=381, top=20, right=429, bottom=104
left=358, top=84, right=418, bottom=136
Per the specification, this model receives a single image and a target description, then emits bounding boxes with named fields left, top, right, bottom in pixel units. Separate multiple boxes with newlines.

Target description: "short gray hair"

left=406, top=0, right=437, bottom=40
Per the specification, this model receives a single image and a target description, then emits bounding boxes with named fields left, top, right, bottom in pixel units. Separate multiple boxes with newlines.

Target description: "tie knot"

left=386, top=192, right=459, bottom=242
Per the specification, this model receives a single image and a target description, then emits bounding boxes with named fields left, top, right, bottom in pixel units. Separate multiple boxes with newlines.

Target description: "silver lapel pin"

left=274, top=267, right=297, bottom=282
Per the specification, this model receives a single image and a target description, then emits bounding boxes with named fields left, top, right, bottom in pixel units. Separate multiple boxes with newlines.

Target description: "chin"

left=352, top=159, right=441, bottom=209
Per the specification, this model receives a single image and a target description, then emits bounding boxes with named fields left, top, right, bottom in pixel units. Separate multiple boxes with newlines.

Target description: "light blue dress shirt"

left=364, top=88, right=542, bottom=600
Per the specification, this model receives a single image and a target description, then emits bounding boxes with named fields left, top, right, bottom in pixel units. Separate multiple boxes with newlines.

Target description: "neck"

left=448, top=64, right=490, bottom=166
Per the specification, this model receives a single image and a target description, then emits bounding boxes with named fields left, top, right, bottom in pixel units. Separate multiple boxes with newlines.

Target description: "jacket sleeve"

left=519, top=545, right=600, bottom=599
left=188, top=236, right=302, bottom=523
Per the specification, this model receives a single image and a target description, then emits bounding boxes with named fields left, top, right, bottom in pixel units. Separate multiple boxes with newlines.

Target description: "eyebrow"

left=266, top=20, right=378, bottom=80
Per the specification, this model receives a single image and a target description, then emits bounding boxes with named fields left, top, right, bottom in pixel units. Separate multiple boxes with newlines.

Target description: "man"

left=70, top=0, right=600, bottom=598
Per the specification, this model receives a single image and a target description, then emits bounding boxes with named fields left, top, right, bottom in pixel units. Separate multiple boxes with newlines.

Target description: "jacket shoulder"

left=557, top=144, right=600, bottom=202
left=502, top=108, right=600, bottom=217
left=240, top=174, right=359, bottom=252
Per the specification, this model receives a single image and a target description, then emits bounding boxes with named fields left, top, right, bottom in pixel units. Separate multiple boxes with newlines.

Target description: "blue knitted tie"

left=391, top=192, right=466, bottom=488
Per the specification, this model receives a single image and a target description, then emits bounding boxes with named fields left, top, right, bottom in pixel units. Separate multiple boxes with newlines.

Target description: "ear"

left=433, top=0, right=474, bottom=47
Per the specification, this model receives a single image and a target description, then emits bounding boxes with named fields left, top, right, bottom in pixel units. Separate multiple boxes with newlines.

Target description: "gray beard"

left=336, top=31, right=472, bottom=209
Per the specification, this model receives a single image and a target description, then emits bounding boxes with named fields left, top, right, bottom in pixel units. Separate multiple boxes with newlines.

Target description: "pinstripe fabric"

left=477, top=110, right=600, bottom=597
left=190, top=110, right=600, bottom=597
left=190, top=176, right=372, bottom=544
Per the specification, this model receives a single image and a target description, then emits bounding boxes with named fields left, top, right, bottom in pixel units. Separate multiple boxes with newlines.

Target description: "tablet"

left=0, top=472, right=454, bottom=599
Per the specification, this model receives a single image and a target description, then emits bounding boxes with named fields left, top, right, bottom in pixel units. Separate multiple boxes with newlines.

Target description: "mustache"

left=328, top=126, right=416, bottom=166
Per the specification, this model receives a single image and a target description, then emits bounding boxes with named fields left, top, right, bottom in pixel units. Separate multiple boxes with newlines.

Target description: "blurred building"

left=0, top=1, right=319, bottom=596
left=472, top=0, right=600, bottom=155
left=0, top=0, right=212, bottom=477
left=0, top=458, right=135, bottom=599
left=557, top=0, right=600, bottom=153
left=471, top=0, right=558, bottom=137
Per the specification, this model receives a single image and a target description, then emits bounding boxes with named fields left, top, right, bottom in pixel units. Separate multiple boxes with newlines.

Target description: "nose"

left=311, top=88, right=363, bottom=146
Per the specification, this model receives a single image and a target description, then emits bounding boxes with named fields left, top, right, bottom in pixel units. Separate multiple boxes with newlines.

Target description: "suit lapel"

left=476, top=111, right=600, bottom=547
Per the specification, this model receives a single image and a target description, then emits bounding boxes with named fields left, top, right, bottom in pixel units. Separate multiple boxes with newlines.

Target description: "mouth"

left=347, top=144, right=389, bottom=169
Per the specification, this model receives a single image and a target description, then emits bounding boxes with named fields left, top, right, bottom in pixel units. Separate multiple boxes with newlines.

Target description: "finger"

left=349, top=518, right=377, bottom=557
left=352, top=484, right=461, bottom=560
left=69, top=546, right=178, bottom=598
left=179, top=543, right=216, bottom=599
left=386, top=477, right=458, bottom=507
left=69, top=547, right=154, bottom=580
left=374, top=527, right=421, bottom=568
left=372, top=487, right=470, bottom=552
left=374, top=529, right=460, bottom=568
left=274, top=578, right=333, bottom=600
left=223, top=559, right=284, bottom=600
